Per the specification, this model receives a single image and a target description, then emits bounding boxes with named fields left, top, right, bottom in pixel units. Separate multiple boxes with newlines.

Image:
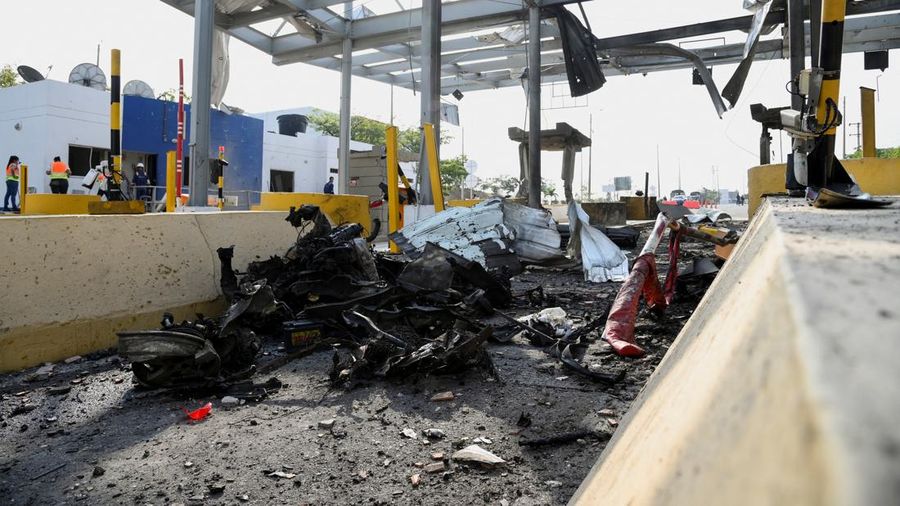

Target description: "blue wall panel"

left=122, top=96, right=263, bottom=201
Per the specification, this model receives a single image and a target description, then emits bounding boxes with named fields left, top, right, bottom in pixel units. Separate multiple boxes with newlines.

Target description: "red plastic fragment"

left=182, top=402, right=212, bottom=422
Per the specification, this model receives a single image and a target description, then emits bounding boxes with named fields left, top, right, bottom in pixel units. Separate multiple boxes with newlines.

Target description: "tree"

left=439, top=155, right=469, bottom=199
left=541, top=178, right=558, bottom=202
left=478, top=176, right=520, bottom=196
left=306, top=109, right=452, bottom=151
left=1, top=65, right=20, bottom=88
left=846, top=146, right=900, bottom=159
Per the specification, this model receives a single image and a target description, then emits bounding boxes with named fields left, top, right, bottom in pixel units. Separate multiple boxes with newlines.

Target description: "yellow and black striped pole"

left=109, top=49, right=122, bottom=187
left=808, top=0, right=845, bottom=189
left=217, top=145, right=225, bottom=210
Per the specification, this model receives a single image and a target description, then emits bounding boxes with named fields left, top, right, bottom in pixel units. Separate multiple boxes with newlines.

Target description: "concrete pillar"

left=188, top=0, right=215, bottom=206
left=527, top=2, right=542, bottom=208
left=418, top=0, right=441, bottom=205
left=338, top=2, right=353, bottom=195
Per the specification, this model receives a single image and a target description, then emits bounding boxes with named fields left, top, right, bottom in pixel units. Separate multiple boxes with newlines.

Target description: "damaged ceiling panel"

left=163, top=0, right=900, bottom=96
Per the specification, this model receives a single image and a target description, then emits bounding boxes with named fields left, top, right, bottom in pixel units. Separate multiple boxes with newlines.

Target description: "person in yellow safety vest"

left=4, top=155, right=21, bottom=213
left=46, top=156, right=71, bottom=194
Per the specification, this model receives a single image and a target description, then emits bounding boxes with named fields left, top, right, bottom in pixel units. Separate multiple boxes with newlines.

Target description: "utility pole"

left=842, top=96, right=847, bottom=158
left=849, top=122, right=862, bottom=154
left=461, top=127, right=465, bottom=159
left=677, top=158, right=682, bottom=191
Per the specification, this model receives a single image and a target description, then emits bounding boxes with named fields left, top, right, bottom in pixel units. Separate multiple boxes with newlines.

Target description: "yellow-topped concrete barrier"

left=257, top=192, right=372, bottom=236
left=572, top=197, right=900, bottom=506
left=748, top=157, right=900, bottom=216
left=22, top=194, right=101, bottom=215
left=0, top=211, right=299, bottom=372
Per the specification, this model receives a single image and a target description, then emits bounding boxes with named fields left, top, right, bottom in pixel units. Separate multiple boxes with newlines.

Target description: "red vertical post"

left=176, top=58, right=185, bottom=197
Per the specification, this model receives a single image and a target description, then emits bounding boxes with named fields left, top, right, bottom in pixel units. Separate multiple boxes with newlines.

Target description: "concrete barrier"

left=0, top=211, right=297, bottom=372
left=581, top=202, right=626, bottom=226
left=571, top=197, right=900, bottom=505
left=748, top=157, right=900, bottom=217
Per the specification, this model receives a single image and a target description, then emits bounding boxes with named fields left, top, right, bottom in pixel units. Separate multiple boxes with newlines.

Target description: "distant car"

left=688, top=191, right=702, bottom=201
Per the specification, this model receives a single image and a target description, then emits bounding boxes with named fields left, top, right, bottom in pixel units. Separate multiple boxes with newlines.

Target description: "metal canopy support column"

left=338, top=2, right=353, bottom=195
left=418, top=0, right=441, bottom=205
left=189, top=0, right=214, bottom=206
left=788, top=0, right=806, bottom=111
left=527, top=2, right=542, bottom=209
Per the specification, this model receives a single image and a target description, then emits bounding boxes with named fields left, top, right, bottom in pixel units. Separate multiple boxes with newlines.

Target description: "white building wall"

left=0, top=80, right=108, bottom=193
left=1, top=89, right=369, bottom=196
left=261, top=131, right=369, bottom=193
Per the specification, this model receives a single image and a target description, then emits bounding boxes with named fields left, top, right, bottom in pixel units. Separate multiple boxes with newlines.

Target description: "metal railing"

left=130, top=186, right=257, bottom=212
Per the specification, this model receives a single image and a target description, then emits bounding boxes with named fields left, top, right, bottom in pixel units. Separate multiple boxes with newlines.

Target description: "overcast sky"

left=2, top=0, right=896, bottom=195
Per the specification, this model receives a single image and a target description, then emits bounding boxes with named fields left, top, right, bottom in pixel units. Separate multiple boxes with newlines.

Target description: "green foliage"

left=439, top=155, right=469, bottom=198
left=1, top=65, right=20, bottom=88
left=158, top=89, right=191, bottom=103
left=541, top=178, right=558, bottom=200
left=306, top=109, right=452, bottom=151
left=478, top=176, right=520, bottom=196
left=475, top=176, right=559, bottom=201
left=846, top=146, right=900, bottom=159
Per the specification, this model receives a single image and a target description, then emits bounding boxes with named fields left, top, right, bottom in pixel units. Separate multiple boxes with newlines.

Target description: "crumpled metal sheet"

left=604, top=43, right=727, bottom=118
left=684, top=209, right=733, bottom=224
left=502, top=201, right=565, bottom=263
left=390, top=198, right=521, bottom=274
left=566, top=201, right=628, bottom=283
left=722, top=0, right=775, bottom=107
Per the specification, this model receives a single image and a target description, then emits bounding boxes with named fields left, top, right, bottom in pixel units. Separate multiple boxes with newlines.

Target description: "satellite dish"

left=123, top=80, right=155, bottom=99
left=68, top=63, right=107, bottom=90
left=17, top=65, right=45, bottom=83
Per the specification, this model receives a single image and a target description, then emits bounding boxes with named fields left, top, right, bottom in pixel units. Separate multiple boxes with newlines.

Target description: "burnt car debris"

left=117, top=202, right=735, bottom=393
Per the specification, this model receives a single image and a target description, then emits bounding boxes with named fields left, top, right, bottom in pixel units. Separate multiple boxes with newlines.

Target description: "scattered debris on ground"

left=0, top=201, right=744, bottom=504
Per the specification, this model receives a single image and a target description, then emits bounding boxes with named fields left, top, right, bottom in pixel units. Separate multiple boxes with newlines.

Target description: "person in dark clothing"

left=4, top=155, right=20, bottom=212
left=323, top=176, right=335, bottom=194
left=133, top=162, right=150, bottom=200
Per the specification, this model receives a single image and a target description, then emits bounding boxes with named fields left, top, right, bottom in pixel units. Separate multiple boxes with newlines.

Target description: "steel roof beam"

left=270, top=0, right=576, bottom=64
left=593, top=0, right=900, bottom=50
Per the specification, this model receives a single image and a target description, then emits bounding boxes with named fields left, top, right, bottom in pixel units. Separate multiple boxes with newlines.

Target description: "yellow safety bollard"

left=166, top=151, right=176, bottom=212
left=19, top=163, right=28, bottom=214
left=217, top=145, right=225, bottom=210
left=423, top=123, right=445, bottom=212
left=386, top=126, right=401, bottom=253
left=110, top=49, right=122, bottom=185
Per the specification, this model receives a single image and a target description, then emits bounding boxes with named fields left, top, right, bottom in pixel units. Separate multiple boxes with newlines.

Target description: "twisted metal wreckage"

left=117, top=197, right=738, bottom=391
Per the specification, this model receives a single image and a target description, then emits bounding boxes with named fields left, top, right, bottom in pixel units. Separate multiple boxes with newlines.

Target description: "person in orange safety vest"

left=46, top=156, right=71, bottom=194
